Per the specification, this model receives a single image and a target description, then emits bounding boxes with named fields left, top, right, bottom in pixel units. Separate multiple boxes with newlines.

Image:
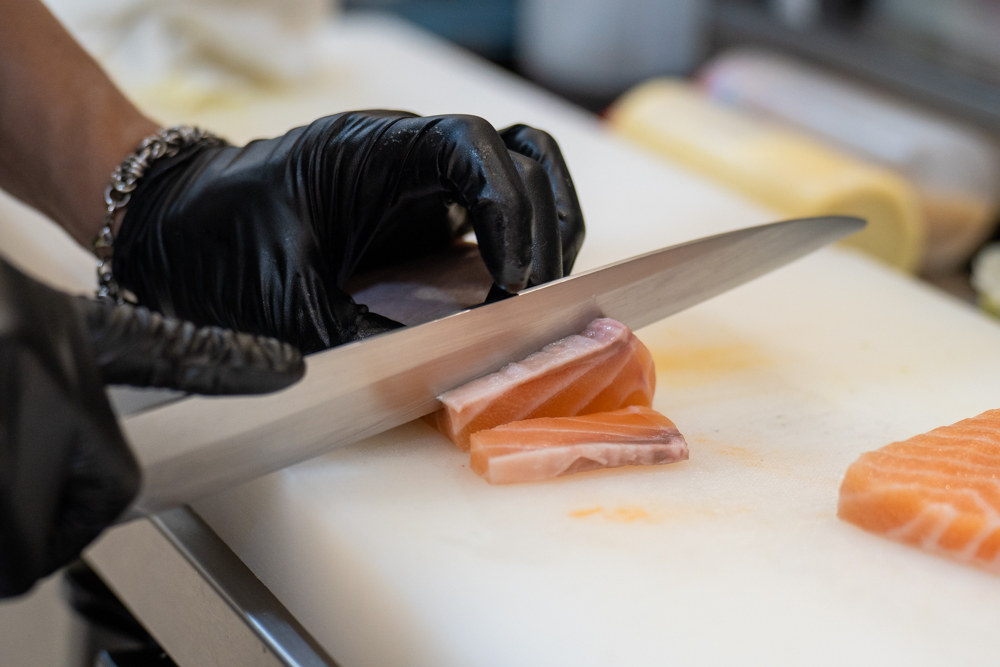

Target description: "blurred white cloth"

left=43, top=0, right=335, bottom=92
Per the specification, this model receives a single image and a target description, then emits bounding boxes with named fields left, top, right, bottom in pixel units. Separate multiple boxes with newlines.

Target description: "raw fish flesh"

left=470, top=406, right=688, bottom=484
left=838, top=408, right=1000, bottom=573
left=425, top=318, right=655, bottom=451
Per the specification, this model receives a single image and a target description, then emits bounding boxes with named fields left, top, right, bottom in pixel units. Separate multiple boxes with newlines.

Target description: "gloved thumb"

left=75, top=298, right=305, bottom=395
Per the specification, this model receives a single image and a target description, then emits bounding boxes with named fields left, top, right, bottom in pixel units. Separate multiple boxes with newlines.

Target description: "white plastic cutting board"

left=182, top=17, right=1000, bottom=667
left=3, top=13, right=1000, bottom=667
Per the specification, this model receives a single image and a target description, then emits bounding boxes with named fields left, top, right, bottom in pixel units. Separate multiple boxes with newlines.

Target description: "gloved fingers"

left=76, top=298, right=305, bottom=395
left=418, top=115, right=535, bottom=293
left=499, top=124, right=586, bottom=275
left=508, top=151, right=563, bottom=285
left=292, top=272, right=404, bottom=354
left=0, top=340, right=137, bottom=597
left=352, top=306, right=405, bottom=340
left=45, top=408, right=140, bottom=581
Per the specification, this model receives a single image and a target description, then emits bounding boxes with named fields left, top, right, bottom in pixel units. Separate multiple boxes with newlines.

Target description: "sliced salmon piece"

left=469, top=406, right=688, bottom=484
left=838, top=408, right=1000, bottom=573
left=425, top=318, right=656, bottom=451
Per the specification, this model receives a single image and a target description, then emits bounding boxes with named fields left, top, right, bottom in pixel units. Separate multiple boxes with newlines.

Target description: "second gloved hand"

left=113, top=112, right=586, bottom=354
left=0, top=257, right=304, bottom=598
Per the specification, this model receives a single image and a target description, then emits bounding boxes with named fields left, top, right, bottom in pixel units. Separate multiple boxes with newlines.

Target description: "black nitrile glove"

left=0, top=257, right=304, bottom=598
left=114, top=112, right=586, bottom=354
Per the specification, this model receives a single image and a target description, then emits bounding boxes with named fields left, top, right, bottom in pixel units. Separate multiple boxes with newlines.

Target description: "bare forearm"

left=0, top=0, right=158, bottom=247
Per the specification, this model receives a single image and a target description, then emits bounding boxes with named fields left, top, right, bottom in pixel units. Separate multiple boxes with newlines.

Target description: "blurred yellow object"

left=971, top=243, right=1000, bottom=319
left=606, top=79, right=925, bottom=271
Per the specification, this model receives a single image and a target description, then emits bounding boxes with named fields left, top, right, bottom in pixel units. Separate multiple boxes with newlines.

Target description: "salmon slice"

left=838, top=408, right=1000, bottom=573
left=425, top=318, right=656, bottom=451
left=469, top=406, right=688, bottom=484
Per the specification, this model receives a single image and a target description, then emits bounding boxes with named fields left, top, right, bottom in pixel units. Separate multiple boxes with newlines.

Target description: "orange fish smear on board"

left=470, top=406, right=688, bottom=484
left=425, top=318, right=656, bottom=451
left=838, top=408, right=1000, bottom=573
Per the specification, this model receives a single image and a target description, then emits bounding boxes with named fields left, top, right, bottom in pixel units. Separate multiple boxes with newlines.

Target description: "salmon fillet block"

left=838, top=408, right=1000, bottom=573
left=425, top=318, right=656, bottom=451
left=470, top=406, right=688, bottom=484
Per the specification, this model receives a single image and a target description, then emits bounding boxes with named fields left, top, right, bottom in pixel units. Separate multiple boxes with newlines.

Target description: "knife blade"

left=121, top=215, right=863, bottom=516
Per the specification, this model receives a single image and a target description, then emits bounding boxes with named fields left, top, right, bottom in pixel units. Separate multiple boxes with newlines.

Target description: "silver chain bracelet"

left=92, top=125, right=227, bottom=302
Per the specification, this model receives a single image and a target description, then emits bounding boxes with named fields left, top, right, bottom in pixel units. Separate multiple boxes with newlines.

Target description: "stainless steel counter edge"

left=85, top=507, right=339, bottom=667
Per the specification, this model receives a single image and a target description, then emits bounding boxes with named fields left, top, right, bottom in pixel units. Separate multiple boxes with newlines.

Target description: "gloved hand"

left=0, top=257, right=304, bottom=598
left=113, top=112, right=586, bottom=354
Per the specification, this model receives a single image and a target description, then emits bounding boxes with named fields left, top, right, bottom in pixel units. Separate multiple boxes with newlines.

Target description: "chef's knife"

left=121, top=215, right=863, bottom=516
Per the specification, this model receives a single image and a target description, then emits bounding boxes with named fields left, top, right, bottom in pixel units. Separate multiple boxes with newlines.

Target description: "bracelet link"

left=92, top=125, right=227, bottom=303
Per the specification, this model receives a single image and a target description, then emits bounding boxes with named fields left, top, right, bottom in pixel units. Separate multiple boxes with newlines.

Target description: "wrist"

left=65, top=115, right=159, bottom=246
left=92, top=125, right=228, bottom=302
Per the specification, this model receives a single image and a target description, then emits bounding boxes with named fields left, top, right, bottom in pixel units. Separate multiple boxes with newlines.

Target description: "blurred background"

left=17, top=0, right=1000, bottom=304
left=344, top=0, right=1000, bottom=302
